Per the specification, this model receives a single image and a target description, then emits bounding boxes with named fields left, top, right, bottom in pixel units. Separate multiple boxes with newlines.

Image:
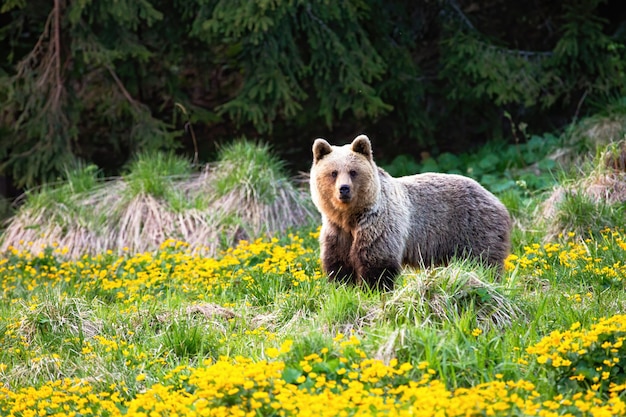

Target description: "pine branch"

left=445, top=1, right=552, bottom=60
left=12, top=0, right=69, bottom=131
left=106, top=64, right=141, bottom=111
left=446, top=0, right=475, bottom=31
left=15, top=11, right=52, bottom=86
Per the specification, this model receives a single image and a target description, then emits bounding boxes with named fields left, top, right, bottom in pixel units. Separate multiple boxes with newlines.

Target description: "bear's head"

left=310, top=135, right=381, bottom=220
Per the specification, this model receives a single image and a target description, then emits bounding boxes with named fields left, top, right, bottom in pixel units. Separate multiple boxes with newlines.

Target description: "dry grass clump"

left=540, top=107, right=626, bottom=172
left=374, top=264, right=522, bottom=330
left=1, top=142, right=317, bottom=258
left=569, top=112, right=626, bottom=150
left=539, top=140, right=626, bottom=240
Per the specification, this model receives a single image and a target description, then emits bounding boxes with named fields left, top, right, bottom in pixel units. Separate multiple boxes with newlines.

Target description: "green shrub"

left=383, top=134, right=560, bottom=195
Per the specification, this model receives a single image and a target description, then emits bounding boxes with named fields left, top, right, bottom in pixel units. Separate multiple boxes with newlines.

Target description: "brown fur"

left=310, top=135, right=512, bottom=291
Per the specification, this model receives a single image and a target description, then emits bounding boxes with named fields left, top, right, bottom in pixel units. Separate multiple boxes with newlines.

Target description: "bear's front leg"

left=320, top=223, right=356, bottom=285
left=349, top=225, right=403, bottom=291
left=358, top=261, right=401, bottom=291
left=351, top=249, right=401, bottom=291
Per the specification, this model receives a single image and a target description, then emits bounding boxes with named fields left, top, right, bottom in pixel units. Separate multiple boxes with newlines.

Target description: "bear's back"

left=394, top=172, right=511, bottom=268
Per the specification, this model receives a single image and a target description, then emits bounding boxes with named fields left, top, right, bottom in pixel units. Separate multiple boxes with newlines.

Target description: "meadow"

left=1, top=137, right=626, bottom=416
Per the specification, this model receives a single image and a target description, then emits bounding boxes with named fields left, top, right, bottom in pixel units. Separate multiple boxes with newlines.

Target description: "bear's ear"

left=351, top=135, right=373, bottom=161
left=313, top=138, right=333, bottom=163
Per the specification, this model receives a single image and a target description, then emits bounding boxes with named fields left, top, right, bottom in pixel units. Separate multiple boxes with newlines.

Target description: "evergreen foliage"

left=195, top=1, right=392, bottom=130
left=1, top=0, right=625, bottom=188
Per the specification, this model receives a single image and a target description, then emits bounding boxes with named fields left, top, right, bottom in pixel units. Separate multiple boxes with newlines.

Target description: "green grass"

left=213, top=139, right=288, bottom=202
left=2, top=222, right=626, bottom=415
left=124, top=151, right=193, bottom=200
left=553, top=192, right=624, bottom=237
left=537, top=141, right=626, bottom=241
left=0, top=141, right=317, bottom=258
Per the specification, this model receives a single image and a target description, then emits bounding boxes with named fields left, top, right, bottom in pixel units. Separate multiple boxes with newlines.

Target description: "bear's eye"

left=349, top=170, right=357, bottom=178
left=331, top=170, right=338, bottom=178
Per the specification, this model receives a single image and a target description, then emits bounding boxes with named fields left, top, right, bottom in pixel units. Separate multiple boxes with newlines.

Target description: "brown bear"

left=310, top=134, right=512, bottom=291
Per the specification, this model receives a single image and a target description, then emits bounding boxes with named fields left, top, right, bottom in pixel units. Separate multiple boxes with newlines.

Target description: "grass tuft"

left=209, top=140, right=315, bottom=242
left=162, top=316, right=220, bottom=360
left=19, top=294, right=100, bottom=344
left=213, top=140, right=287, bottom=202
left=378, top=263, right=523, bottom=330
left=318, top=287, right=376, bottom=334
left=539, top=141, right=626, bottom=240
left=124, top=151, right=192, bottom=198
left=1, top=141, right=317, bottom=257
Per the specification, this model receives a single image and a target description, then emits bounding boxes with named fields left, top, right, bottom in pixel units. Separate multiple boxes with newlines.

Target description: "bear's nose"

left=339, top=185, right=350, bottom=198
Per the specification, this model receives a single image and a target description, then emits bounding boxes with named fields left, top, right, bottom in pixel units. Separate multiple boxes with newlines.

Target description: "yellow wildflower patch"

left=2, top=228, right=626, bottom=416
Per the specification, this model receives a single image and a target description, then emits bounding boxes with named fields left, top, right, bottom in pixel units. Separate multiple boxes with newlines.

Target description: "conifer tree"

left=0, top=0, right=624, bottom=188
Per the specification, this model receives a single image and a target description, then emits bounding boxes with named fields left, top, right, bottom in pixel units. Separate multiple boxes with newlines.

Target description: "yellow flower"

left=279, top=339, right=293, bottom=354
left=333, top=333, right=345, bottom=342
left=265, top=347, right=280, bottom=359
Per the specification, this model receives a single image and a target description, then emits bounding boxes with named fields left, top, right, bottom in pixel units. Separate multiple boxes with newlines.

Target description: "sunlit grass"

left=0, top=142, right=317, bottom=258
left=2, top=227, right=626, bottom=415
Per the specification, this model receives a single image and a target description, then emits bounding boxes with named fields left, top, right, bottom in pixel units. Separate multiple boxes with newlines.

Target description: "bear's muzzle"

left=338, top=184, right=351, bottom=202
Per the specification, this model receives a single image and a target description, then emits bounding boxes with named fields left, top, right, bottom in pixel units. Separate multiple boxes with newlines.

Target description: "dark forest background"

left=1, top=0, right=625, bottom=195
